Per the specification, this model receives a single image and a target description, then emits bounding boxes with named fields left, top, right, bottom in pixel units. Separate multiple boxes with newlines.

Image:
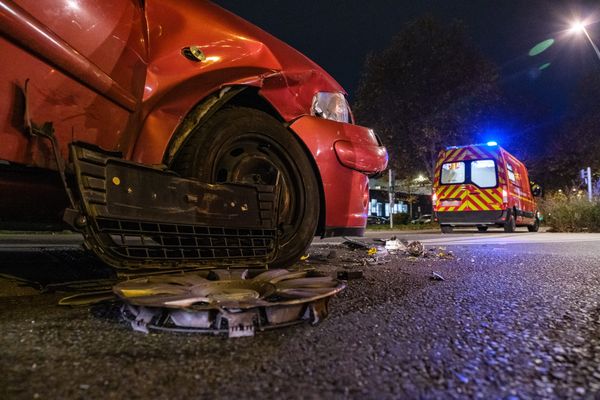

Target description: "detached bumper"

left=289, top=116, right=388, bottom=235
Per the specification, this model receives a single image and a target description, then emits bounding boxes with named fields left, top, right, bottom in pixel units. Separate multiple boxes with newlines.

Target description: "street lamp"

left=569, top=20, right=600, bottom=62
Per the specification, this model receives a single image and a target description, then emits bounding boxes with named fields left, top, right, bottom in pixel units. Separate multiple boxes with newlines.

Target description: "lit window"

left=441, top=162, right=465, bottom=184
left=507, top=163, right=516, bottom=182
left=471, top=160, right=497, bottom=188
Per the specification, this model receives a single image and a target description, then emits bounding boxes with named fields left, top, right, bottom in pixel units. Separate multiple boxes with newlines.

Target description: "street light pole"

left=582, top=26, right=600, bottom=62
left=388, top=169, right=394, bottom=229
left=570, top=21, right=600, bottom=63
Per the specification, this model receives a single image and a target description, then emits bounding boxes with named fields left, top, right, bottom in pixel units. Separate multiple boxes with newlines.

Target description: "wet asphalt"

left=2, top=231, right=600, bottom=399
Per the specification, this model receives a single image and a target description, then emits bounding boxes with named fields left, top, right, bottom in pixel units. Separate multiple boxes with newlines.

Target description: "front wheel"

left=440, top=225, right=453, bottom=234
left=528, top=217, right=540, bottom=232
left=172, top=107, right=320, bottom=268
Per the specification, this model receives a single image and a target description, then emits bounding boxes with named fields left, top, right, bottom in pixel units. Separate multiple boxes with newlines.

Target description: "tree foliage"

left=353, top=17, right=500, bottom=179
left=534, top=72, right=600, bottom=190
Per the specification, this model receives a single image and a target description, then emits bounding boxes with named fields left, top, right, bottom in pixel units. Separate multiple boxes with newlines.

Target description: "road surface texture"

left=2, top=229, right=600, bottom=399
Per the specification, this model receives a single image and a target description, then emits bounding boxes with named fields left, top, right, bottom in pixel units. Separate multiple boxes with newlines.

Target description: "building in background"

left=369, top=175, right=432, bottom=219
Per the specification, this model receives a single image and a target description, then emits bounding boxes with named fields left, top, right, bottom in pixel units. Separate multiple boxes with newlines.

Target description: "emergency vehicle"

left=432, top=142, right=540, bottom=233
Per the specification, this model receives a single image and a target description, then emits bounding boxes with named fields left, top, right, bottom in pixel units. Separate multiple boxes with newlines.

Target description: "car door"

left=0, top=0, right=147, bottom=169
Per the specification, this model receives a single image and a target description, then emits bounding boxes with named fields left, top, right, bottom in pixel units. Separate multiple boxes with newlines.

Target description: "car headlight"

left=310, top=92, right=350, bottom=123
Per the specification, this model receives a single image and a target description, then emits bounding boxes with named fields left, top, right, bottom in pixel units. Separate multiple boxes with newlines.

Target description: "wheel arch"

left=163, top=86, right=328, bottom=237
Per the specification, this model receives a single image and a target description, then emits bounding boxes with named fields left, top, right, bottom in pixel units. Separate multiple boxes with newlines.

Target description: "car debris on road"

left=431, top=271, right=445, bottom=281
left=114, top=269, right=345, bottom=338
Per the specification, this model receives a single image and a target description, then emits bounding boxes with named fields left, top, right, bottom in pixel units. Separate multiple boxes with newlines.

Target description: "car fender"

left=131, top=0, right=342, bottom=165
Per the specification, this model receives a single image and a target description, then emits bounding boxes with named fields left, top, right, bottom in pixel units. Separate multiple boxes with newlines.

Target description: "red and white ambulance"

left=432, top=142, right=540, bottom=233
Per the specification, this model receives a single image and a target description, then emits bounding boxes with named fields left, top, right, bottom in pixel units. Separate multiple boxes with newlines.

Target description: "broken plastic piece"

left=115, top=269, right=345, bottom=338
left=431, top=272, right=445, bottom=281
left=406, top=241, right=425, bottom=257
left=342, top=237, right=369, bottom=250
left=385, top=239, right=404, bottom=252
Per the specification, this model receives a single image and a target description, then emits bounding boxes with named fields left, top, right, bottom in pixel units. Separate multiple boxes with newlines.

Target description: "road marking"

left=418, top=233, right=600, bottom=246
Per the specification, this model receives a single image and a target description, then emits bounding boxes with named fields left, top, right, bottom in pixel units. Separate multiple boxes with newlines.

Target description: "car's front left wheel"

left=173, top=107, right=320, bottom=268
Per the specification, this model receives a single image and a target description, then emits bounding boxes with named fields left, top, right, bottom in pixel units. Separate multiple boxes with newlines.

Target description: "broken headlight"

left=311, top=92, right=350, bottom=123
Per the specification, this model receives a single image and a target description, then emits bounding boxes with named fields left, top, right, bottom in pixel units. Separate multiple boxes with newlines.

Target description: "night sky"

left=214, top=0, right=600, bottom=127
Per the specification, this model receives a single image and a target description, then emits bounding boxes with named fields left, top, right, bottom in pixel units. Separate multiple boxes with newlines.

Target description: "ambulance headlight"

left=311, top=92, right=351, bottom=123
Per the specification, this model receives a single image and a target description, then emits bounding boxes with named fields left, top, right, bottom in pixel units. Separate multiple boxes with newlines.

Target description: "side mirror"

left=531, top=185, right=542, bottom=197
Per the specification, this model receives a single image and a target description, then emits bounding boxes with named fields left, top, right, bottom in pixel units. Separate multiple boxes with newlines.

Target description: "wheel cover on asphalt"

left=114, top=269, right=344, bottom=337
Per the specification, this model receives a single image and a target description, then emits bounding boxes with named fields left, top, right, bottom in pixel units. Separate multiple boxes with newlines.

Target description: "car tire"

left=527, top=217, right=540, bottom=232
left=477, top=226, right=488, bottom=232
left=504, top=212, right=516, bottom=233
left=172, top=107, right=320, bottom=268
left=440, top=225, right=453, bottom=234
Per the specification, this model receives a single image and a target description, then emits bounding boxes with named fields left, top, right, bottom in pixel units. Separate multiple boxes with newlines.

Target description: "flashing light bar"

left=445, top=141, right=499, bottom=150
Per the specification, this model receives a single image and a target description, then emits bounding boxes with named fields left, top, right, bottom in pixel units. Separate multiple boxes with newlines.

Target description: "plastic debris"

left=367, top=247, right=378, bottom=256
left=115, top=269, right=345, bottom=337
left=431, top=271, right=445, bottom=281
left=384, top=239, right=404, bottom=252
left=406, top=241, right=425, bottom=257
left=300, top=254, right=310, bottom=261
left=437, top=248, right=454, bottom=259
left=342, top=237, right=370, bottom=250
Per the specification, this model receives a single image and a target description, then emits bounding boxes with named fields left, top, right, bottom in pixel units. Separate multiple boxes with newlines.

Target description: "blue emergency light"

left=486, top=141, right=498, bottom=146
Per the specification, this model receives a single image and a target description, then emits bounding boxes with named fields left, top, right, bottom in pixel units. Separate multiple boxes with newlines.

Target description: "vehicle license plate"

left=441, top=200, right=461, bottom=207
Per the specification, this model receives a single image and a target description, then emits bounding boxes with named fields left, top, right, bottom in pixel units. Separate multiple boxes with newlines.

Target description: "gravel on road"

left=1, top=239, right=600, bottom=399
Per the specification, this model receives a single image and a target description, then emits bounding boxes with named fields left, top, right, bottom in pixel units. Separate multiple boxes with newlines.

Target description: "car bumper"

left=435, top=210, right=508, bottom=226
left=289, top=116, right=388, bottom=235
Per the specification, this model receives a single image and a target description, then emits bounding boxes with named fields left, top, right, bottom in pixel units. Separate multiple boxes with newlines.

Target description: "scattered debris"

left=431, top=271, right=445, bottom=281
left=300, top=254, right=310, bottom=261
left=384, top=239, right=404, bottom=253
left=114, top=269, right=345, bottom=338
left=342, top=237, right=370, bottom=250
left=367, top=247, right=378, bottom=256
left=58, top=290, right=116, bottom=306
left=337, top=270, right=364, bottom=280
left=327, top=250, right=338, bottom=259
left=406, top=241, right=425, bottom=257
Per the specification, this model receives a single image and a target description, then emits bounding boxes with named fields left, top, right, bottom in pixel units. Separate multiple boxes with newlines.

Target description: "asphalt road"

left=2, top=230, right=600, bottom=399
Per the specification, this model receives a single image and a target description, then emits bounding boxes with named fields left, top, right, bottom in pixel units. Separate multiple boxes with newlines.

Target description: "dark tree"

left=536, top=72, right=600, bottom=190
left=353, top=17, right=500, bottom=179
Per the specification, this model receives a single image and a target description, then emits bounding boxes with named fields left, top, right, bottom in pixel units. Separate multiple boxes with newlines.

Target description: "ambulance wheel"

left=172, top=107, right=320, bottom=268
left=528, top=217, right=540, bottom=232
left=504, top=213, right=516, bottom=233
left=441, top=225, right=453, bottom=234
left=477, top=226, right=488, bottom=232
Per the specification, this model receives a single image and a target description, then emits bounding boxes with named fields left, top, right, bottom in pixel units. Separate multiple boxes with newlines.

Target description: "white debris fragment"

left=431, top=272, right=445, bottom=281
left=385, top=239, right=405, bottom=253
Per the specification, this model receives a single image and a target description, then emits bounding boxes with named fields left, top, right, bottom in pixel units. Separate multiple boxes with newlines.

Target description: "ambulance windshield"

left=471, top=160, right=497, bottom=188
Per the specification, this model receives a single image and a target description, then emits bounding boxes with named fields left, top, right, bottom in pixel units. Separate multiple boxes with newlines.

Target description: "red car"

left=0, top=0, right=387, bottom=269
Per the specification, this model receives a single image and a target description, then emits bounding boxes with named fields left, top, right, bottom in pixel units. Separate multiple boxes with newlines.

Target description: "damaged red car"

left=0, top=0, right=388, bottom=269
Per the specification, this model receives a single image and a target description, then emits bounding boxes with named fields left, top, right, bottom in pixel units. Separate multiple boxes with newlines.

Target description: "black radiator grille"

left=96, top=217, right=276, bottom=261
